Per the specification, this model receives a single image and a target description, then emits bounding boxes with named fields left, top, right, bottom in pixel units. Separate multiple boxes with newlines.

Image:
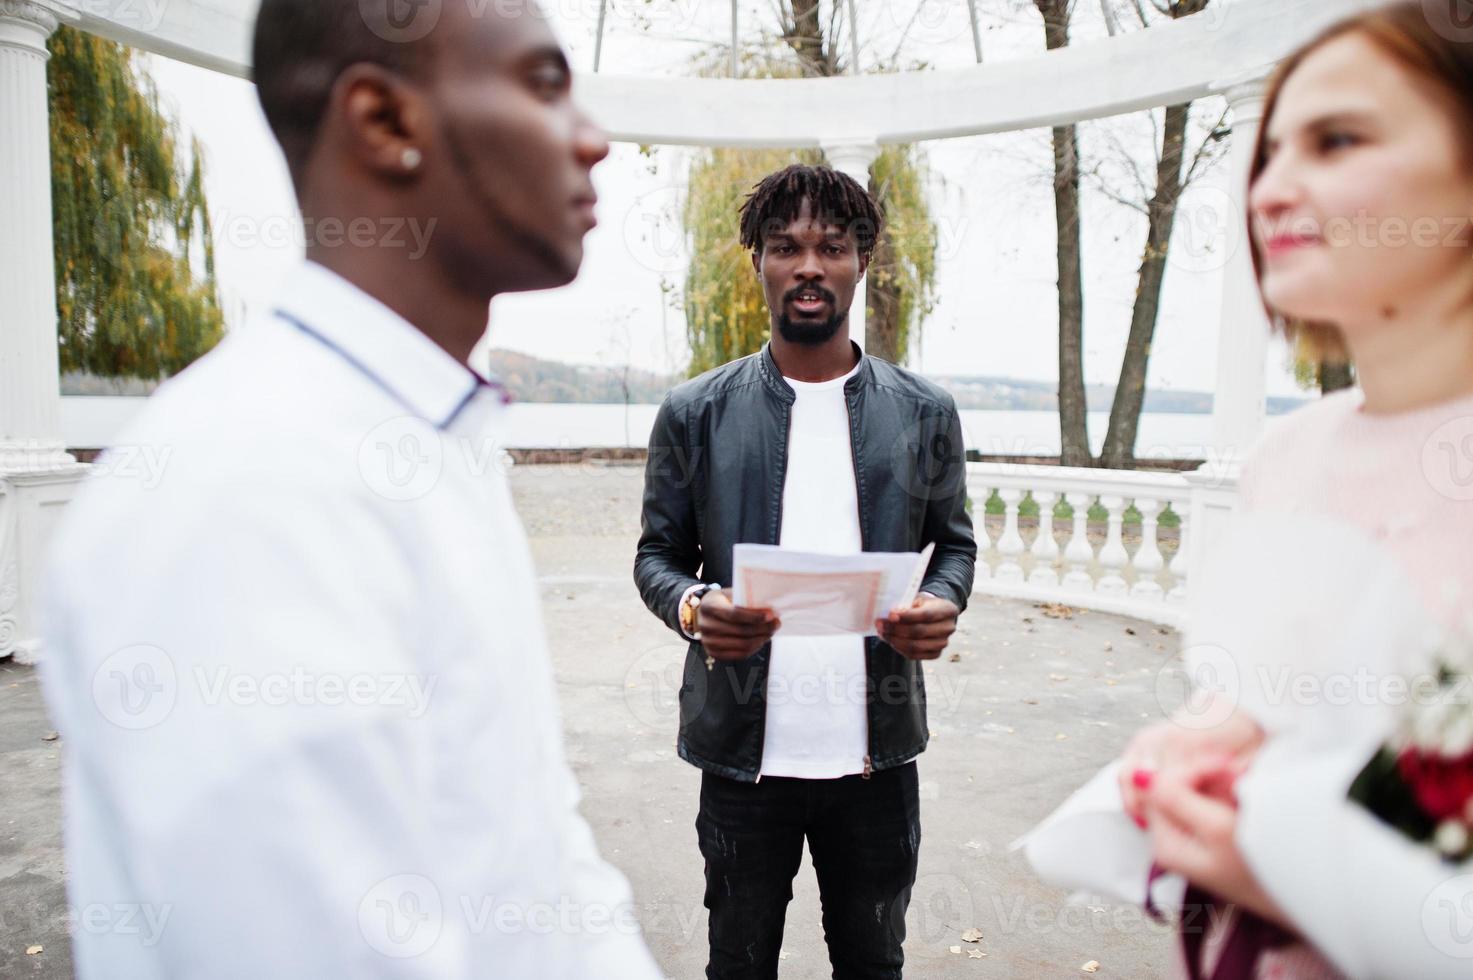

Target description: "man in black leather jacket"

left=634, top=165, right=976, bottom=979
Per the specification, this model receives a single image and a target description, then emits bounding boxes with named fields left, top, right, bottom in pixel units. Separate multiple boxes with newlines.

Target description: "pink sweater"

left=1238, top=386, right=1473, bottom=631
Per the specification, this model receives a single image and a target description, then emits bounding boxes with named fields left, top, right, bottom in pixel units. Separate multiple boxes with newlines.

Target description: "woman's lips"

left=1263, top=233, right=1321, bottom=257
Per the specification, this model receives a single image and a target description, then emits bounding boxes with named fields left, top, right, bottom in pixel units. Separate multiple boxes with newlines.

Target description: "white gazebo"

left=0, top=0, right=1381, bottom=660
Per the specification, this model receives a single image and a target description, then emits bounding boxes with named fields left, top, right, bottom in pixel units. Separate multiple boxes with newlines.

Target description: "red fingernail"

left=1131, top=768, right=1153, bottom=790
left=1133, top=814, right=1148, bottom=830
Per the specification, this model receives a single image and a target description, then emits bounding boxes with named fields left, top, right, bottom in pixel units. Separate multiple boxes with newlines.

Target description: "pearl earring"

left=402, top=147, right=423, bottom=171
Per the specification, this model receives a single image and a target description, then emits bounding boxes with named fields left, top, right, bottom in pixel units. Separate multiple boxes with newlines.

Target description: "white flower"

left=1434, top=819, right=1470, bottom=858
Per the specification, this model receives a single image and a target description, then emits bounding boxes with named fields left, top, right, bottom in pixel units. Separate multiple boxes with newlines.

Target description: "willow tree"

left=48, top=27, right=224, bottom=380
left=682, top=1, right=938, bottom=373
left=684, top=147, right=824, bottom=376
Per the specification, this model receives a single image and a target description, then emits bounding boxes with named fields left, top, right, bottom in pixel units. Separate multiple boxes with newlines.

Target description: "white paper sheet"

left=731, top=542, right=935, bottom=637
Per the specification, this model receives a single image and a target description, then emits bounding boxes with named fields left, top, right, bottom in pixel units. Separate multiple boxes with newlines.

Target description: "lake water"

left=62, top=396, right=1234, bottom=460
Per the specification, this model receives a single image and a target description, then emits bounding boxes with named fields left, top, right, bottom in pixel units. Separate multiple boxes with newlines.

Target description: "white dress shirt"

left=39, top=261, right=663, bottom=979
left=759, top=363, right=869, bottom=779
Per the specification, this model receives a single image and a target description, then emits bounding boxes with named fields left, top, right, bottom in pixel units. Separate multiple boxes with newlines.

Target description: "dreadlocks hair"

left=737, top=165, right=884, bottom=262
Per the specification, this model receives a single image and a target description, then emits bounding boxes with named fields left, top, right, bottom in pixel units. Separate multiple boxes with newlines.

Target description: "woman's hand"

left=1144, top=755, right=1291, bottom=928
left=1119, top=697, right=1266, bottom=828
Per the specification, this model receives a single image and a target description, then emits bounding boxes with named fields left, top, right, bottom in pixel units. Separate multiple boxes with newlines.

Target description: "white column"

left=1206, top=72, right=1271, bottom=468
left=1, top=0, right=87, bottom=663
left=821, top=139, right=880, bottom=352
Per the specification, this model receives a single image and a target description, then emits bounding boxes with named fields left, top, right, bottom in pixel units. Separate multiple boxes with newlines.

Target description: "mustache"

left=783, top=284, right=837, bottom=306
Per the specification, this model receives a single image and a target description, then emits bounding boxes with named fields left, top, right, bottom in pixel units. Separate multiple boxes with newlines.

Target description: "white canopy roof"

left=73, top=0, right=1382, bottom=147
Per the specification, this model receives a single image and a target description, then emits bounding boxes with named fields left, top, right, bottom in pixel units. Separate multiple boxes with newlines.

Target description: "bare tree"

left=1032, top=0, right=1093, bottom=466
left=1096, top=0, right=1226, bottom=467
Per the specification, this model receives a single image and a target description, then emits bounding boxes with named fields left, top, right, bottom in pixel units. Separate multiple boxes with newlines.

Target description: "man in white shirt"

left=38, top=2, right=661, bottom=977
left=635, top=166, right=977, bottom=978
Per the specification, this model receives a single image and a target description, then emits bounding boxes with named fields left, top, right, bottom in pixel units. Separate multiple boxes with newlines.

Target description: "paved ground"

left=1, top=464, right=1178, bottom=978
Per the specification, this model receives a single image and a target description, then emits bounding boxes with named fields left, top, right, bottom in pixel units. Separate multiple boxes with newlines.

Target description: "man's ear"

left=751, top=249, right=763, bottom=278
left=857, top=253, right=870, bottom=281
left=333, top=63, right=426, bottom=181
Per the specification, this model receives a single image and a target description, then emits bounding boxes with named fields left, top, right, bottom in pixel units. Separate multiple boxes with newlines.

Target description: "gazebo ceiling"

left=72, top=0, right=1381, bottom=147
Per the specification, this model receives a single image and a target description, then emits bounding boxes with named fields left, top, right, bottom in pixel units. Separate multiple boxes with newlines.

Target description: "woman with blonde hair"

left=1031, top=3, right=1473, bottom=977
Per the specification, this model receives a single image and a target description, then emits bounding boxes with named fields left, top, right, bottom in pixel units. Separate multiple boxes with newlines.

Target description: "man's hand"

left=875, top=593, right=960, bottom=661
left=1118, top=699, right=1264, bottom=829
left=697, top=590, right=780, bottom=662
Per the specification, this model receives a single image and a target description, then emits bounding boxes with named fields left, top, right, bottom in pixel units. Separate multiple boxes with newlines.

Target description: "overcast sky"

left=141, top=0, right=1305, bottom=398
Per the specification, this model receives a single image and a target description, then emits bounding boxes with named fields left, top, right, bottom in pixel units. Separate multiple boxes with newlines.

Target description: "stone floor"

left=1, top=464, right=1181, bottom=978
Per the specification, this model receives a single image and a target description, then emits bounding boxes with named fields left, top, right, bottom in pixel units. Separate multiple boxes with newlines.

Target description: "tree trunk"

left=783, top=0, right=828, bottom=76
left=1100, top=101, right=1192, bottom=469
left=785, top=0, right=906, bottom=364
left=1037, top=0, right=1091, bottom=467
left=1320, top=361, right=1355, bottom=394
left=866, top=178, right=904, bottom=362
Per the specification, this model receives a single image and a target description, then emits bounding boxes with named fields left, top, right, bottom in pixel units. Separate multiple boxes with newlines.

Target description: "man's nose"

left=794, top=250, right=824, bottom=279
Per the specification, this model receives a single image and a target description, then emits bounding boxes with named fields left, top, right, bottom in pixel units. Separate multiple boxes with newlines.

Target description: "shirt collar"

left=274, top=261, right=508, bottom=430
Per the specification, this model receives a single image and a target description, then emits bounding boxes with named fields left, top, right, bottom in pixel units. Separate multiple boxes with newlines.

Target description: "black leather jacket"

left=634, top=342, right=977, bottom=782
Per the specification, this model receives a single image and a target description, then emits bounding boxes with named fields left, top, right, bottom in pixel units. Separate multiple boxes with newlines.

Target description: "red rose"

left=1397, top=748, right=1473, bottom=822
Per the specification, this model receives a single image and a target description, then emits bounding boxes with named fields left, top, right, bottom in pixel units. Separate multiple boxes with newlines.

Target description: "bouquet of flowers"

left=1348, top=620, right=1473, bottom=862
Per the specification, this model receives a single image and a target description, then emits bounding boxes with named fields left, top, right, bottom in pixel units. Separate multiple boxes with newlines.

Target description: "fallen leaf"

left=1022, top=698, right=1039, bottom=705
left=1103, top=641, right=1114, bottom=652
left=948, top=653, right=961, bottom=663
left=1056, top=733, right=1068, bottom=740
left=949, top=945, right=962, bottom=955
left=1124, top=627, right=1136, bottom=636
left=968, top=948, right=985, bottom=958
left=1082, top=961, right=1100, bottom=973
left=961, top=927, right=983, bottom=942
left=1048, top=673, right=1068, bottom=682
left=26, top=945, right=42, bottom=955
left=41, top=731, right=58, bottom=742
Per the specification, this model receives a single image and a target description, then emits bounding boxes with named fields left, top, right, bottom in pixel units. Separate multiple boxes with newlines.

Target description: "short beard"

left=777, top=310, right=847, bottom=346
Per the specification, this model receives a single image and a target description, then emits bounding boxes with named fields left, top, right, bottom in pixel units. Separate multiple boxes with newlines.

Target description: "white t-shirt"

left=759, top=360, right=869, bottom=779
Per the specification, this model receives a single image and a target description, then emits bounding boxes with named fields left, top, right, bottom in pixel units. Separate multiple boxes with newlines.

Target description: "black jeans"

left=696, top=763, right=921, bottom=980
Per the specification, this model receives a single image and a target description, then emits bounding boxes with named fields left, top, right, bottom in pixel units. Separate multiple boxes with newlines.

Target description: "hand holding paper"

left=731, top=543, right=942, bottom=642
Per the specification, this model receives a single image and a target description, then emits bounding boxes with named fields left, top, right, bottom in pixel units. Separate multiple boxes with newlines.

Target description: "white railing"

left=967, top=461, right=1231, bottom=628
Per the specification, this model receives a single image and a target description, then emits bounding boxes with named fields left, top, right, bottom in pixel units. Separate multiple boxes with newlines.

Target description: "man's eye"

left=1319, top=132, right=1360, bottom=153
